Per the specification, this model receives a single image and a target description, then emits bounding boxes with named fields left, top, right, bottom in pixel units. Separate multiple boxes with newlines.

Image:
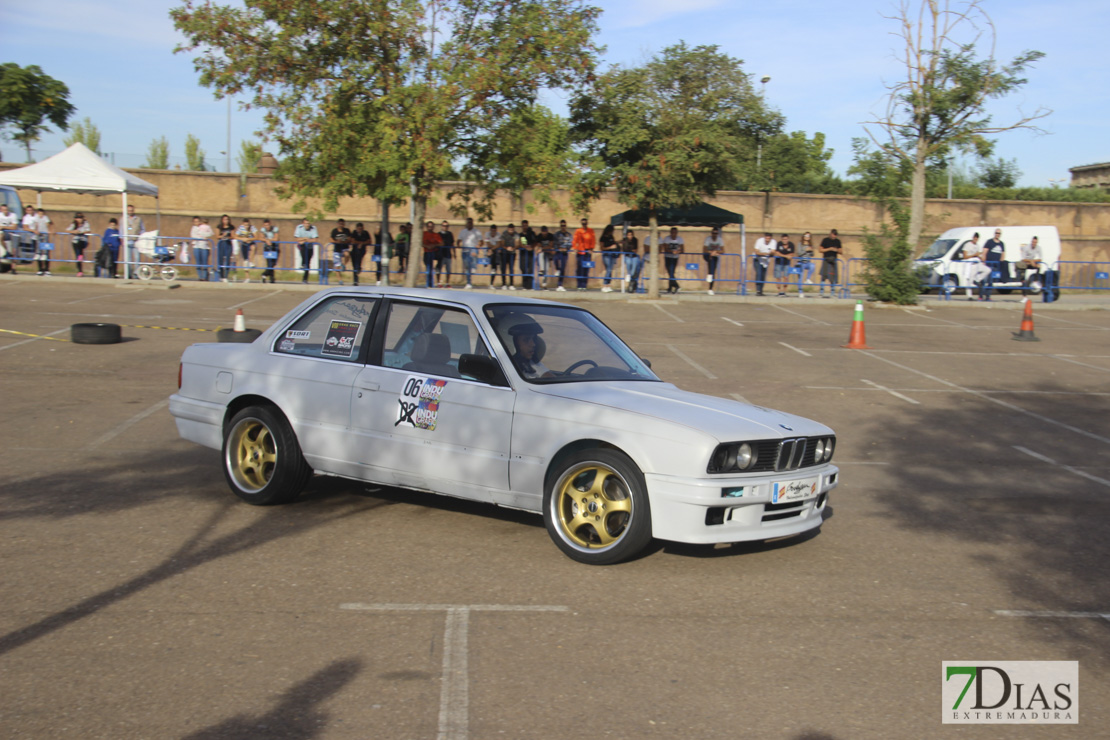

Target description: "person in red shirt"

left=422, top=221, right=443, bottom=287
left=572, top=218, right=596, bottom=291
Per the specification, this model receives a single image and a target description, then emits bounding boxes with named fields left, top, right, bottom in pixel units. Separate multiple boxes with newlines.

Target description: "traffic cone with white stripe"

left=1012, top=298, right=1039, bottom=342
left=233, top=308, right=246, bottom=332
left=842, top=301, right=872, bottom=349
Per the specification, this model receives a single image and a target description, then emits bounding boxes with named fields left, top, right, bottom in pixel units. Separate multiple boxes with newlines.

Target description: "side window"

left=381, top=303, right=494, bottom=380
left=273, top=296, right=378, bottom=361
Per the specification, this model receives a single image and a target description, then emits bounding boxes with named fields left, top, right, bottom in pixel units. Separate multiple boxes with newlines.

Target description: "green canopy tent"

left=609, top=203, right=746, bottom=294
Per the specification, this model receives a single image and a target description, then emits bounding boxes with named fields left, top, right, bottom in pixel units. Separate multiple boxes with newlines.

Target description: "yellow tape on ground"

left=0, top=329, right=68, bottom=341
left=122, top=325, right=216, bottom=332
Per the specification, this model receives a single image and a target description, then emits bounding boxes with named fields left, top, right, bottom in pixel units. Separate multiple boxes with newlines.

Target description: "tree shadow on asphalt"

left=859, top=380, right=1110, bottom=665
left=181, top=657, right=362, bottom=740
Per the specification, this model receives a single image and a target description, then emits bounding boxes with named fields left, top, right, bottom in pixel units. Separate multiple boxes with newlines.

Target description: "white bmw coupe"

left=170, top=288, right=838, bottom=564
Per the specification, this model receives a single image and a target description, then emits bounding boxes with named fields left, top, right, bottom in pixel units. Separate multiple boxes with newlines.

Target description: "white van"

left=917, top=226, right=1060, bottom=295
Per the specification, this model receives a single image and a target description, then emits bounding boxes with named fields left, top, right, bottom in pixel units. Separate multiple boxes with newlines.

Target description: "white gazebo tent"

left=0, top=143, right=159, bottom=278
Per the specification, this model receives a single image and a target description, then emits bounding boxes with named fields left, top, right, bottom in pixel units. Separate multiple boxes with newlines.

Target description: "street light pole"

left=226, top=96, right=232, bottom=172
left=756, top=76, right=770, bottom=173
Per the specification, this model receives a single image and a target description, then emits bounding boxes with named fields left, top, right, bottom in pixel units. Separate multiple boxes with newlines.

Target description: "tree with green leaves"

left=975, top=156, right=1020, bottom=188
left=184, top=133, right=207, bottom=171
left=173, top=0, right=600, bottom=287
left=0, top=63, right=75, bottom=162
left=863, top=0, right=1049, bottom=250
left=570, top=43, right=780, bottom=298
left=237, top=140, right=262, bottom=173
left=145, top=137, right=170, bottom=169
left=63, top=117, right=102, bottom=155
left=754, top=131, right=844, bottom=194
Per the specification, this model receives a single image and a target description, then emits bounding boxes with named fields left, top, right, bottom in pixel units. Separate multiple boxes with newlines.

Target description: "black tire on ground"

left=71, top=322, right=122, bottom=344
left=543, top=448, right=653, bottom=565
left=222, top=405, right=313, bottom=505
left=217, top=327, right=263, bottom=343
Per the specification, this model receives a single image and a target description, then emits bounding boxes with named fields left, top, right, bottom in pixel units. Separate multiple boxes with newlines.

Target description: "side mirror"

left=640, top=357, right=652, bottom=368
left=459, top=353, right=508, bottom=386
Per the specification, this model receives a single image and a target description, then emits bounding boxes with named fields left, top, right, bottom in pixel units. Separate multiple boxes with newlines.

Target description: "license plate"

left=771, top=477, right=819, bottom=504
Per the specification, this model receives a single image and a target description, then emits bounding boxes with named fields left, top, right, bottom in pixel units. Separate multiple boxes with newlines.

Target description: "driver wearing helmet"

left=508, top=320, right=555, bottom=379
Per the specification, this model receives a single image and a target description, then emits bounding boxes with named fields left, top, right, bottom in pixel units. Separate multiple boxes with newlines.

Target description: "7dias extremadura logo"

left=942, top=661, right=1077, bottom=724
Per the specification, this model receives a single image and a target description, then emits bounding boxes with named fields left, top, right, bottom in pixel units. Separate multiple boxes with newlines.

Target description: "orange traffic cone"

left=842, top=301, right=872, bottom=349
left=1012, top=298, right=1039, bottom=342
left=233, top=308, right=246, bottom=332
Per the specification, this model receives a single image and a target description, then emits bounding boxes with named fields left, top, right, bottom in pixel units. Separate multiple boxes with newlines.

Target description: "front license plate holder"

left=771, top=476, right=819, bottom=504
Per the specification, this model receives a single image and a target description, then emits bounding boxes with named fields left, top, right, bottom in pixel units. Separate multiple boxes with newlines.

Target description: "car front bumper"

left=645, top=465, right=838, bottom=545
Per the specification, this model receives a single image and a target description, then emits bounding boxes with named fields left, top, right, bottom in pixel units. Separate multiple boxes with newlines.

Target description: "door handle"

left=358, top=382, right=380, bottom=392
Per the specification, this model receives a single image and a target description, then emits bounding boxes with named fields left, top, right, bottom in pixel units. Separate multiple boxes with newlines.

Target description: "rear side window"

left=273, top=295, right=378, bottom=361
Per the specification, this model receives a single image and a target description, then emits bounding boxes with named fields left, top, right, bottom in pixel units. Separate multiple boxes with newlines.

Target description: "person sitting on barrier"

left=1018, top=236, right=1043, bottom=277
left=957, top=232, right=991, bottom=300
left=703, top=227, right=724, bottom=295
left=99, top=218, right=121, bottom=278
left=981, top=229, right=1005, bottom=301
left=294, top=217, right=318, bottom=284
left=752, top=232, right=776, bottom=297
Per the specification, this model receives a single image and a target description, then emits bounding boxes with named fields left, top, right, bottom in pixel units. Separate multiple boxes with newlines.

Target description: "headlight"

left=814, top=439, right=826, bottom=462
left=735, top=443, right=753, bottom=469
left=709, top=443, right=758, bottom=473
left=823, top=437, right=835, bottom=461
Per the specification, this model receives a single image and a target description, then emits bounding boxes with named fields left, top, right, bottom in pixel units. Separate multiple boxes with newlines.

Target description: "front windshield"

left=918, top=238, right=957, bottom=261
left=486, top=304, right=659, bottom=384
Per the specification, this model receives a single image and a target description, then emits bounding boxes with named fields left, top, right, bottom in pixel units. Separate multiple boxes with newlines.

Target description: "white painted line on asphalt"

left=861, top=378, right=920, bottom=404
left=1049, top=354, right=1110, bottom=373
left=227, top=292, right=279, bottom=310
left=340, top=603, right=569, bottom=740
left=1013, top=445, right=1110, bottom=488
left=779, top=342, right=811, bottom=357
left=730, top=392, right=750, bottom=404
left=0, top=327, right=70, bottom=352
left=652, top=304, right=684, bottom=323
left=907, top=310, right=977, bottom=328
left=721, top=316, right=744, bottom=327
left=771, top=303, right=829, bottom=325
left=86, top=399, right=169, bottom=449
left=804, top=385, right=1110, bottom=397
left=66, top=293, right=118, bottom=304
left=861, top=351, right=1110, bottom=445
left=994, top=609, right=1110, bottom=621
left=666, top=344, right=717, bottom=379
left=1035, top=313, right=1110, bottom=330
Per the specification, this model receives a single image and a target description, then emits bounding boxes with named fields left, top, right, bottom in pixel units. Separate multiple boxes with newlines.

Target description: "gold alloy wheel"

left=227, top=417, right=277, bottom=492
left=555, top=463, right=634, bottom=548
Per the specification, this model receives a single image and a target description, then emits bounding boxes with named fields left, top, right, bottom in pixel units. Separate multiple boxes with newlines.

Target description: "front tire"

left=543, top=449, right=652, bottom=565
left=222, top=406, right=312, bottom=505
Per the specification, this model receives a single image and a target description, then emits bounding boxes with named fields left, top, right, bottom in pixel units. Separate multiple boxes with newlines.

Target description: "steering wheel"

left=563, top=359, right=598, bottom=375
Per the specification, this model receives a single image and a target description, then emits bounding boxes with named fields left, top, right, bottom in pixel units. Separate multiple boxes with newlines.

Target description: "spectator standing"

left=518, top=219, right=537, bottom=289
left=957, top=232, right=988, bottom=300
left=99, top=218, right=121, bottom=278
left=190, top=216, right=214, bottom=281
left=982, top=228, right=1005, bottom=300
left=394, top=223, right=411, bottom=275
left=259, top=219, right=279, bottom=283
left=125, top=204, right=144, bottom=276
left=456, top=218, right=481, bottom=289
left=0, top=204, right=18, bottom=268
left=330, top=218, right=352, bottom=284
left=703, top=227, right=724, bottom=295
left=623, top=229, right=642, bottom=294
left=498, top=224, right=518, bottom=289
left=598, top=224, right=619, bottom=292
left=572, top=218, right=596, bottom=291
left=294, top=217, right=319, bottom=284
left=552, top=219, right=573, bottom=291
left=797, top=232, right=816, bottom=288
left=372, top=227, right=391, bottom=285
left=775, top=233, right=795, bottom=296
left=660, top=227, right=685, bottom=294
left=437, top=220, right=455, bottom=287
left=752, top=232, right=776, bottom=296
left=350, top=222, right=370, bottom=286
left=818, top=229, right=842, bottom=298
left=482, top=224, right=501, bottom=287
left=215, top=214, right=235, bottom=282
left=68, top=213, right=92, bottom=276
left=21, top=206, right=37, bottom=268
left=34, top=208, right=53, bottom=275
left=236, top=218, right=257, bottom=282
left=422, top=221, right=443, bottom=287
left=536, top=225, right=555, bottom=290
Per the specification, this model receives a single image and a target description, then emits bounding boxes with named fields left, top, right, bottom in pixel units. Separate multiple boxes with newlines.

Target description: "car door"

left=266, top=294, right=380, bottom=469
left=346, top=300, right=515, bottom=501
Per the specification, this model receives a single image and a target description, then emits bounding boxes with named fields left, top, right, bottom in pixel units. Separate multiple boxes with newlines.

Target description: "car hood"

left=533, top=382, right=832, bottom=442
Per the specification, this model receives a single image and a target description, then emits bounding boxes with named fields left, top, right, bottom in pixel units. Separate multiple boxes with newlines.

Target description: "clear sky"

left=2, top=0, right=1105, bottom=187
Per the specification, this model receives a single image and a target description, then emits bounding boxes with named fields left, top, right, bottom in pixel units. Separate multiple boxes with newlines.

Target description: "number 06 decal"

left=396, top=375, right=448, bottom=430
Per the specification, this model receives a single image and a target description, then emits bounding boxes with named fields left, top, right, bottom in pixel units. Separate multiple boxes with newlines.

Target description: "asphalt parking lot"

left=2, top=277, right=1108, bottom=739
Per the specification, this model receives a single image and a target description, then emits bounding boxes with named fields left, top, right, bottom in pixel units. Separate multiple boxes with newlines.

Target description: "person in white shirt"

left=455, top=217, right=483, bottom=288
left=702, top=227, right=725, bottom=295
left=190, top=216, right=215, bottom=282
left=659, top=227, right=685, bottom=294
left=958, top=232, right=991, bottom=300
left=0, top=204, right=18, bottom=273
left=752, top=232, right=777, bottom=296
left=33, top=209, right=53, bottom=275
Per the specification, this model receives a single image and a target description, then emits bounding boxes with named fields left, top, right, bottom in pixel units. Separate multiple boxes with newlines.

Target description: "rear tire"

left=222, top=405, right=312, bottom=505
left=543, top=448, right=652, bottom=565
